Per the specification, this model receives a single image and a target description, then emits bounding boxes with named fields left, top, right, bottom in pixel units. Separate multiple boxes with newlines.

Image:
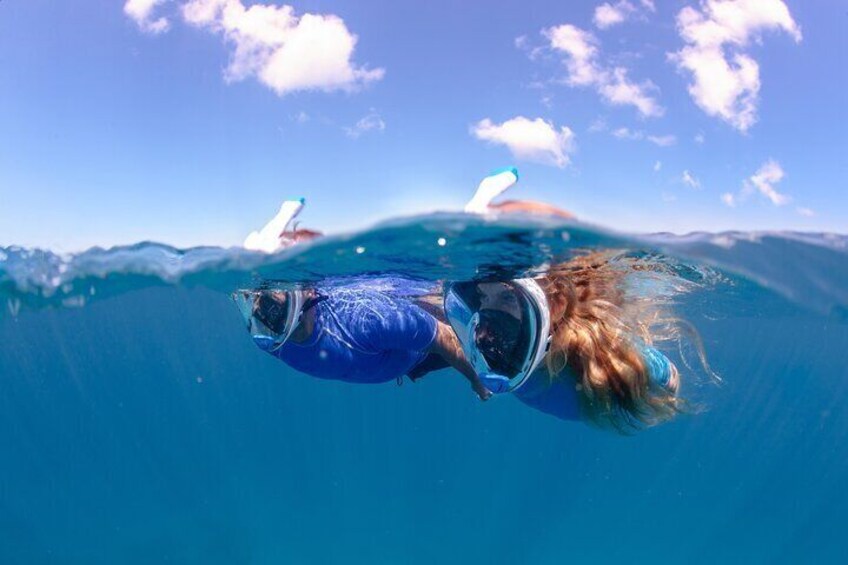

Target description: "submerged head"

left=444, top=279, right=550, bottom=394
left=234, top=288, right=315, bottom=350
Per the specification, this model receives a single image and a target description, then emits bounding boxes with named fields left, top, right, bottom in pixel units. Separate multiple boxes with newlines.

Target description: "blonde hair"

left=540, top=252, right=695, bottom=432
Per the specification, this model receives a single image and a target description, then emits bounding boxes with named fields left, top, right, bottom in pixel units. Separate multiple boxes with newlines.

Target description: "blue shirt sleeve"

left=357, top=295, right=438, bottom=353
left=641, top=345, right=674, bottom=391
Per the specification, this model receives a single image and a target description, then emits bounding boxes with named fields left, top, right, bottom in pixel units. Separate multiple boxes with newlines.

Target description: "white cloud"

left=545, top=24, right=603, bottom=87
left=746, top=159, right=789, bottom=205
left=670, top=0, right=801, bottom=132
left=598, top=67, right=663, bottom=117
left=124, top=0, right=170, bottom=34
left=654, top=160, right=662, bottom=172
left=682, top=170, right=701, bottom=189
left=646, top=134, right=677, bottom=147
left=593, top=1, right=655, bottom=30
left=161, top=0, right=385, bottom=96
left=471, top=116, right=576, bottom=168
left=344, top=109, right=385, bottom=139
left=613, top=127, right=642, bottom=140
left=594, top=2, right=634, bottom=29
left=723, top=159, right=794, bottom=208
left=542, top=24, right=662, bottom=117
left=796, top=207, right=815, bottom=217
left=588, top=117, right=608, bottom=133
left=694, top=132, right=705, bottom=144
left=612, top=127, right=676, bottom=146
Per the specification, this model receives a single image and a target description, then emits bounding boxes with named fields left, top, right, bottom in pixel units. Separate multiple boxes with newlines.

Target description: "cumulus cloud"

left=612, top=127, right=676, bottom=146
left=124, top=0, right=171, bottom=34
left=344, top=109, right=385, bottom=139
left=682, top=170, right=701, bottom=189
left=721, top=159, right=793, bottom=208
left=670, top=0, right=801, bottom=132
left=746, top=159, right=789, bottom=205
left=542, top=24, right=662, bottom=117
left=181, top=0, right=384, bottom=95
left=593, top=0, right=655, bottom=30
left=594, top=2, right=633, bottom=29
left=126, top=1, right=384, bottom=96
left=471, top=116, right=576, bottom=168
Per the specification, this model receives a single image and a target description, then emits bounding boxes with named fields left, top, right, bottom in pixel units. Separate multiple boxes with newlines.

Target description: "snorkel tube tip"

left=464, top=167, right=520, bottom=214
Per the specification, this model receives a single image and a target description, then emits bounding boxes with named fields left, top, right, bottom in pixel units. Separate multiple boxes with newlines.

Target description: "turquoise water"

left=1, top=215, right=847, bottom=563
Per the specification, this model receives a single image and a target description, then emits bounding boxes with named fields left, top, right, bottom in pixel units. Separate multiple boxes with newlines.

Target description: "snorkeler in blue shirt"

left=238, top=284, right=492, bottom=398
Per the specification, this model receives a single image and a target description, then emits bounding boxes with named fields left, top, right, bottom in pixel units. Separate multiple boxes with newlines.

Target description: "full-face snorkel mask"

left=444, top=279, right=551, bottom=395
left=233, top=289, right=308, bottom=352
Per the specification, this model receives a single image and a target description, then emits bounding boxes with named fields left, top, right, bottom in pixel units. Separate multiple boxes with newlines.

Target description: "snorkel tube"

left=464, top=167, right=519, bottom=214
left=244, top=198, right=306, bottom=253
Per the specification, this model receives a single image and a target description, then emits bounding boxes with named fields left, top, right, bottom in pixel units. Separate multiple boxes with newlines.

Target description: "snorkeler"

left=449, top=168, right=686, bottom=429
left=443, top=260, right=683, bottom=431
left=238, top=196, right=492, bottom=399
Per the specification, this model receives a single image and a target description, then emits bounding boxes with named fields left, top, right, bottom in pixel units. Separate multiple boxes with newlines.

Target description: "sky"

left=0, top=0, right=845, bottom=251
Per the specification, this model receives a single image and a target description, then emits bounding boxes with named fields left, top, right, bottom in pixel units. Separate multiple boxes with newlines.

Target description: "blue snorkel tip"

left=489, top=166, right=519, bottom=181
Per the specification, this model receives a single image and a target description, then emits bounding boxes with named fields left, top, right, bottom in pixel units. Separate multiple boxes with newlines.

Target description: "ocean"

left=1, top=214, right=846, bottom=564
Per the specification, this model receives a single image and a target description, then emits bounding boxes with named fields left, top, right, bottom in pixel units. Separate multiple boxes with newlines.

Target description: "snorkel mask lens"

left=445, top=280, right=550, bottom=395
left=475, top=307, right=525, bottom=377
left=253, top=292, right=291, bottom=335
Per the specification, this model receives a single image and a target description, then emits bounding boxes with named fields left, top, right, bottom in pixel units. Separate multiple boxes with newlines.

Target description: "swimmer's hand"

left=280, top=228, right=323, bottom=245
left=473, top=380, right=493, bottom=401
left=432, top=322, right=492, bottom=402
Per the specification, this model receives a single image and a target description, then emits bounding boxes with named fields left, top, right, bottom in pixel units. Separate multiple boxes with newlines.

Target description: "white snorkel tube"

left=244, top=197, right=306, bottom=253
left=464, top=167, right=519, bottom=214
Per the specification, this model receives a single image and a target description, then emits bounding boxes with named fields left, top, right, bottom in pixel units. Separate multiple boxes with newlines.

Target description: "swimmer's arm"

left=430, top=322, right=493, bottom=401
left=488, top=200, right=574, bottom=219
left=281, top=228, right=323, bottom=245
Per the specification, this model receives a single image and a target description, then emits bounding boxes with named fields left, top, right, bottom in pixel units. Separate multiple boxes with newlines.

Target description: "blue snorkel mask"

left=445, top=279, right=551, bottom=395
left=233, top=289, right=308, bottom=352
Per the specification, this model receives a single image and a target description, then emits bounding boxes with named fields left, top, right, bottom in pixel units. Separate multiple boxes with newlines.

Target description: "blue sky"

left=1, top=0, right=845, bottom=251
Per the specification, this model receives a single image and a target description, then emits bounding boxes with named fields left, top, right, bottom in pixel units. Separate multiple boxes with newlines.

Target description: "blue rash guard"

left=254, top=285, right=438, bottom=384
left=513, top=345, right=676, bottom=421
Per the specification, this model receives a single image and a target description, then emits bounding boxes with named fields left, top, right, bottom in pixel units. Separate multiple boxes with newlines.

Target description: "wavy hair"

left=540, top=251, right=710, bottom=432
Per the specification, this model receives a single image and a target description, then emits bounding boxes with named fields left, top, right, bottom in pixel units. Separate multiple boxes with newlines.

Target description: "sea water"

left=1, top=214, right=846, bottom=564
